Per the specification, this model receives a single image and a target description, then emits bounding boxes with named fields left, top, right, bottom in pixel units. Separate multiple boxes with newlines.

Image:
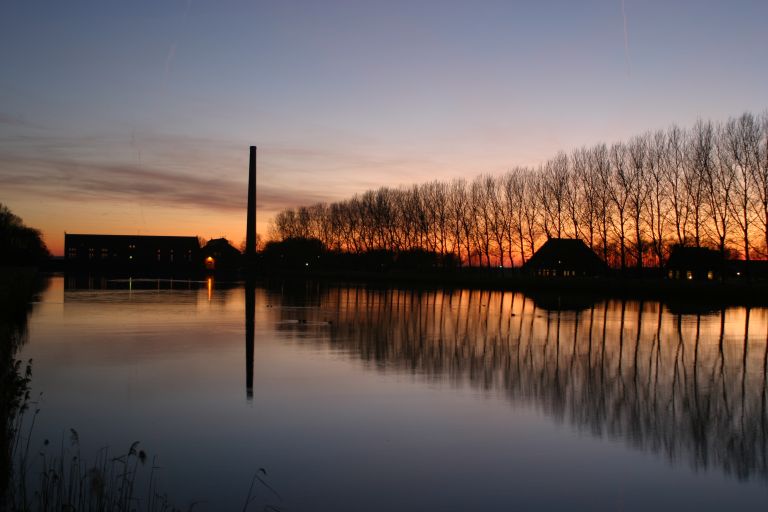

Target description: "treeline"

left=270, top=112, right=768, bottom=269
left=0, top=204, right=49, bottom=266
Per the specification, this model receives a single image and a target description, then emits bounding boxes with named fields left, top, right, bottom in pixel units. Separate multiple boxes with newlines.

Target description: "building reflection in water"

left=268, top=285, right=768, bottom=482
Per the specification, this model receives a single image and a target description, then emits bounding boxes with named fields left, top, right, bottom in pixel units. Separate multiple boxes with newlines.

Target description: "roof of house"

left=522, top=238, right=607, bottom=273
left=666, top=246, right=723, bottom=269
left=64, top=234, right=199, bottom=249
left=201, top=238, right=241, bottom=256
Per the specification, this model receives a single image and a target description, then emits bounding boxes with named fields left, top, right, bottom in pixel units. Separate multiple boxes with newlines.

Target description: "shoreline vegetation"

left=0, top=267, right=42, bottom=509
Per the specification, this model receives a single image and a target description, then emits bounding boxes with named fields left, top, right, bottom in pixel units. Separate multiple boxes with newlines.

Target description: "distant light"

left=305, top=262, right=309, bottom=267
left=737, top=271, right=741, bottom=276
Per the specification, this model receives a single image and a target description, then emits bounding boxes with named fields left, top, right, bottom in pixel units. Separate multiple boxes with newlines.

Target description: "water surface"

left=20, top=276, right=768, bottom=510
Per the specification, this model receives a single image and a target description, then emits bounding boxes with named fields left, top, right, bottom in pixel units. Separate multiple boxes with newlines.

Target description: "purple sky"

left=1, top=0, right=766, bottom=254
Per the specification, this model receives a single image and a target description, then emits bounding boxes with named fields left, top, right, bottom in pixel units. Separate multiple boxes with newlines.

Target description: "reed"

left=5, top=395, right=181, bottom=512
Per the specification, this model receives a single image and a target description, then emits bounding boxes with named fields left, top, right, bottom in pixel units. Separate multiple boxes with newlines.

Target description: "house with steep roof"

left=522, top=238, right=608, bottom=277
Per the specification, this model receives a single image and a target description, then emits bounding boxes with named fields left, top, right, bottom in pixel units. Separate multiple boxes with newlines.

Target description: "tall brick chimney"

left=245, top=145, right=257, bottom=258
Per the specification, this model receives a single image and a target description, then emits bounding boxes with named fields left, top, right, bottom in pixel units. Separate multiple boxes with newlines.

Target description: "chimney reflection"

left=245, top=279, right=255, bottom=400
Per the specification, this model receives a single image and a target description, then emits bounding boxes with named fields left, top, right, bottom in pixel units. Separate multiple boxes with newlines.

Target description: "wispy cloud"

left=0, top=154, right=335, bottom=213
left=0, top=130, right=452, bottom=217
left=0, top=112, right=37, bottom=128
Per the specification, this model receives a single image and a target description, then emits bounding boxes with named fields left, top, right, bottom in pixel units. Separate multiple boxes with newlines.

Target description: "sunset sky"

left=1, top=0, right=766, bottom=255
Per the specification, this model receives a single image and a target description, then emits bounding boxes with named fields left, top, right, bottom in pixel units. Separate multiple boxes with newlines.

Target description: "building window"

left=170, top=249, right=174, bottom=263
left=88, top=248, right=94, bottom=260
left=707, top=271, right=714, bottom=280
left=157, top=249, right=161, bottom=262
left=67, top=248, right=77, bottom=258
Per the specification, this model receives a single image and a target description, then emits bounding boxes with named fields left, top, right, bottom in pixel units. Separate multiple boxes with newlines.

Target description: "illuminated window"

left=686, top=271, right=693, bottom=280
left=707, top=271, right=714, bottom=280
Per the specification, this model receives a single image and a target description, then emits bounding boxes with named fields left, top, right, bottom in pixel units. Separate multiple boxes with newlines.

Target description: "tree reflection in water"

left=268, top=286, right=768, bottom=482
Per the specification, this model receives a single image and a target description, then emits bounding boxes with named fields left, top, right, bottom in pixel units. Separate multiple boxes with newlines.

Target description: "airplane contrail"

left=164, top=42, right=177, bottom=83
left=621, top=0, right=631, bottom=76
left=163, top=0, right=192, bottom=84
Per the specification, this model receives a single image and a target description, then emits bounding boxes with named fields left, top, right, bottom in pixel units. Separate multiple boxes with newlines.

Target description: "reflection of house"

left=65, top=234, right=200, bottom=271
left=522, top=238, right=607, bottom=277
left=200, top=238, right=241, bottom=271
left=666, top=246, right=722, bottom=280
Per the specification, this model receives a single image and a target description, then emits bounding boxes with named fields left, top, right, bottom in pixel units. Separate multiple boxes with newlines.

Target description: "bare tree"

left=544, top=153, right=569, bottom=238
left=609, top=142, right=633, bottom=270
left=502, top=168, right=529, bottom=265
left=705, top=124, right=735, bottom=255
left=754, top=112, right=768, bottom=257
left=665, top=125, right=690, bottom=246
left=522, top=170, right=542, bottom=259
left=483, top=175, right=508, bottom=266
left=685, top=120, right=712, bottom=247
left=646, top=130, right=670, bottom=267
left=471, top=176, right=493, bottom=267
left=627, top=134, right=650, bottom=269
left=725, top=113, right=760, bottom=260
left=590, top=144, right=613, bottom=263
left=448, top=179, right=472, bottom=266
left=572, top=147, right=596, bottom=249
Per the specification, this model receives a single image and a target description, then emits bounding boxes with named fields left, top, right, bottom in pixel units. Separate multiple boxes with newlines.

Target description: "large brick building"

left=64, top=234, right=200, bottom=272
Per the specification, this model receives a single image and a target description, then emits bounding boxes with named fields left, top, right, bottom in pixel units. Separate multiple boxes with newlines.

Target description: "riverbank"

left=0, top=267, right=42, bottom=507
left=257, top=268, right=768, bottom=308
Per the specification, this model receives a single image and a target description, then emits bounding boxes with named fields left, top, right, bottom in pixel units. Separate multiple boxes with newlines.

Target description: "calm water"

left=18, top=276, right=768, bottom=511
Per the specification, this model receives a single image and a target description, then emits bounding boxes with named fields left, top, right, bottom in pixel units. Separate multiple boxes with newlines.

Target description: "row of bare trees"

left=270, top=112, right=768, bottom=269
